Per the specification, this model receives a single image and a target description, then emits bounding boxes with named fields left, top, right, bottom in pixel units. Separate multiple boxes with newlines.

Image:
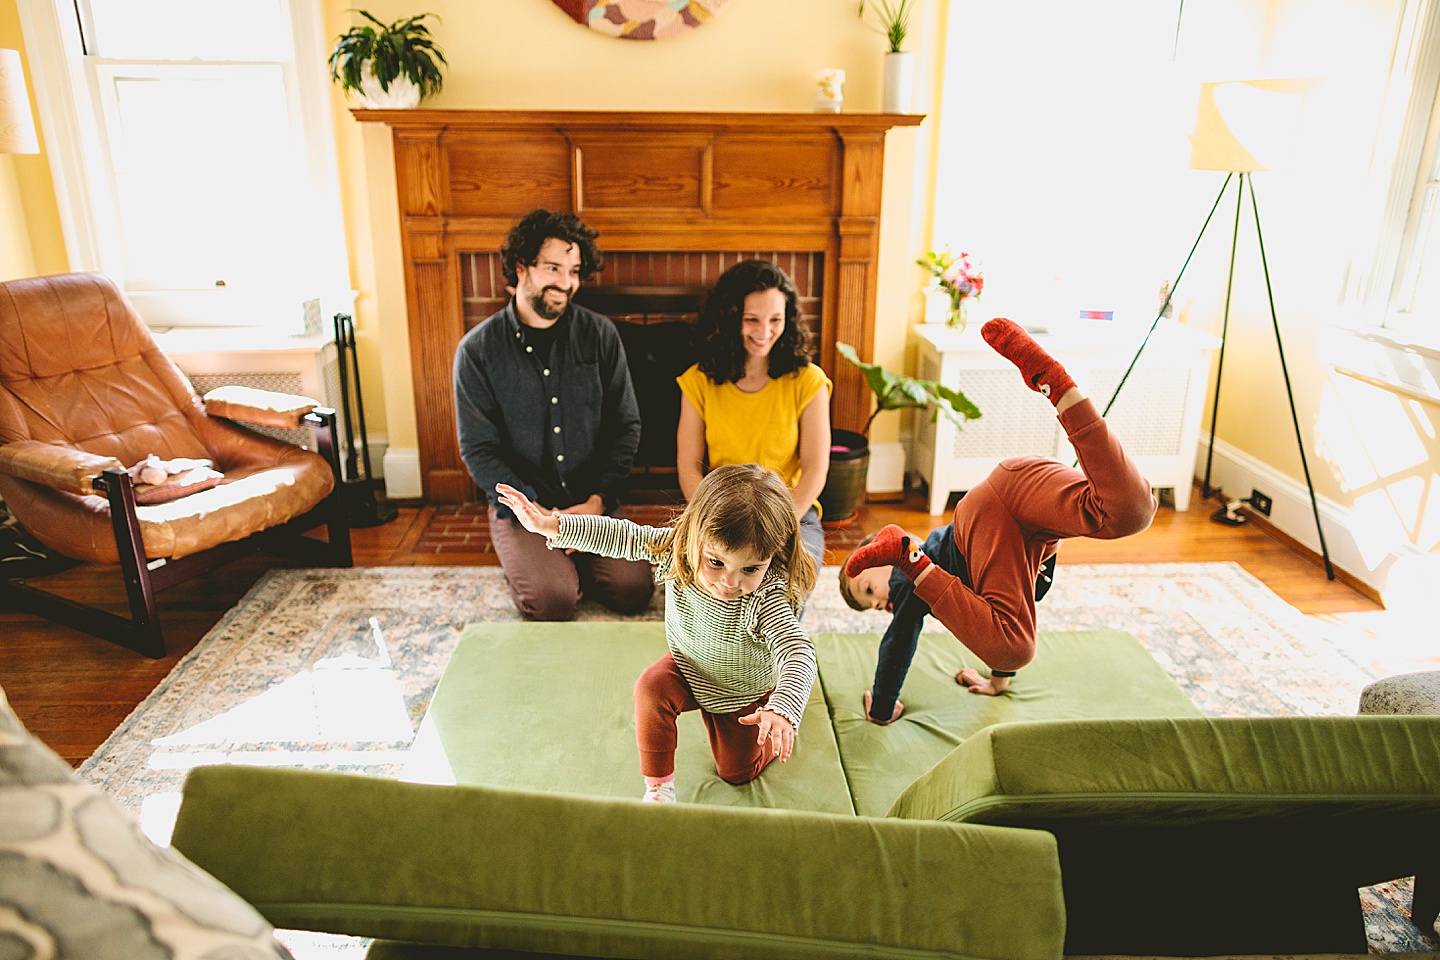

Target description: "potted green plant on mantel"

left=857, top=0, right=915, bottom=113
left=329, top=11, right=447, bottom=110
left=820, top=342, right=981, bottom=524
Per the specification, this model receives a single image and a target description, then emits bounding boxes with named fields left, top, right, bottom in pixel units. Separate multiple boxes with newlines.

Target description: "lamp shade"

left=1189, top=78, right=1314, bottom=173
left=0, top=49, right=40, bottom=155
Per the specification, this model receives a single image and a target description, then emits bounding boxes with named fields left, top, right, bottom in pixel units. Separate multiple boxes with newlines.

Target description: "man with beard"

left=454, top=209, right=654, bottom=620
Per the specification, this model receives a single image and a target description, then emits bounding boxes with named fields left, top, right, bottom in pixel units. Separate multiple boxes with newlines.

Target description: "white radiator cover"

left=155, top=331, right=359, bottom=465
left=909, top=321, right=1220, bottom=516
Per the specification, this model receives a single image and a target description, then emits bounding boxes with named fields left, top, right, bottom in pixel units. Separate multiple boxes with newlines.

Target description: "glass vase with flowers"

left=917, top=248, right=983, bottom=329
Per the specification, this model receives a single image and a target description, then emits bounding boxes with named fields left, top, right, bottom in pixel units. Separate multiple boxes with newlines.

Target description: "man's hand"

left=495, top=484, right=560, bottom=540
left=956, top=667, right=1010, bottom=697
left=558, top=494, right=606, bottom=516
left=737, top=708, right=795, bottom=763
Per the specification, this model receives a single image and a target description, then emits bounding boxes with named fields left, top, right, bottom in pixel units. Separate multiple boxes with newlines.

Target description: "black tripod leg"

left=1248, top=177, right=1335, bottom=579
left=1100, top=173, right=1235, bottom=421
left=1201, top=172, right=1246, bottom=500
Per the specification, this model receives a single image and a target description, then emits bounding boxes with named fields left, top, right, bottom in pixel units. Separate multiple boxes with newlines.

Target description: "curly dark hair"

left=695, top=259, right=815, bottom=384
left=499, top=209, right=604, bottom=287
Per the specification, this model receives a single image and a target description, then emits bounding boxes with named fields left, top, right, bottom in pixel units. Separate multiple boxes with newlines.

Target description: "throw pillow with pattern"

left=0, top=685, right=294, bottom=959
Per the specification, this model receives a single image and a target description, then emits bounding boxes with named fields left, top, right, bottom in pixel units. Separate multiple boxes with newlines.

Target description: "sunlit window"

left=1386, top=92, right=1440, bottom=340
left=1381, top=3, right=1440, bottom=346
left=22, top=0, right=348, bottom=330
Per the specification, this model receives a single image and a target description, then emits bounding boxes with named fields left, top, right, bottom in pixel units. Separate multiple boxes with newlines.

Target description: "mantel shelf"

left=352, top=108, right=926, bottom=133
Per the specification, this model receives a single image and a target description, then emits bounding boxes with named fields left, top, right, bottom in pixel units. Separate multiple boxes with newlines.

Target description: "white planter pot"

left=358, top=64, right=422, bottom=109
left=883, top=51, right=914, bottom=114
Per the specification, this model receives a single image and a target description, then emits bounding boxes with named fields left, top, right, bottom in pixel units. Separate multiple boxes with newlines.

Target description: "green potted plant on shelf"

left=329, top=11, right=447, bottom=110
left=858, top=0, right=916, bottom=112
left=820, top=342, right=981, bottom=523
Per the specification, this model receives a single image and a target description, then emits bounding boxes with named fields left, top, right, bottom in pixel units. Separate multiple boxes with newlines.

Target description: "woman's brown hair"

left=694, top=259, right=815, bottom=384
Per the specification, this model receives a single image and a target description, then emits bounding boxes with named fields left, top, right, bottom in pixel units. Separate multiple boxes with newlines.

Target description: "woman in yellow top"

left=676, top=259, right=832, bottom=574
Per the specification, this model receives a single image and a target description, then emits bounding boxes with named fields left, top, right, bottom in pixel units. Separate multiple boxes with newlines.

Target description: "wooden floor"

left=1, top=484, right=1378, bottom=767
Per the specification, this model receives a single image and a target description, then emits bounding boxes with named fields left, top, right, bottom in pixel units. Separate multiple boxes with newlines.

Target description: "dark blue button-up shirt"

left=454, top=300, right=641, bottom=518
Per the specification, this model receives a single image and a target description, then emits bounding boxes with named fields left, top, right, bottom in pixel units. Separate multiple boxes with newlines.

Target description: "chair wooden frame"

left=0, top=410, right=353, bottom=659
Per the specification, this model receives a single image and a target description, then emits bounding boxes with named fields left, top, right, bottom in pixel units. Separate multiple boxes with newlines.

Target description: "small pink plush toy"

left=127, top=454, right=221, bottom=488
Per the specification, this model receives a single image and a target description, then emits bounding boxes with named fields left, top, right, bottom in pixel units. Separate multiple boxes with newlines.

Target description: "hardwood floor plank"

left=0, top=487, right=1381, bottom=766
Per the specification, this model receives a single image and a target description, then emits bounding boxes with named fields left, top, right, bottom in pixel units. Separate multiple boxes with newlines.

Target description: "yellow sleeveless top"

left=676, top=363, right=831, bottom=490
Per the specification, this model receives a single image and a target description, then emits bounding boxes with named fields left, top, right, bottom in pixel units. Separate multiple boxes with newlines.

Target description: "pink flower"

left=919, top=247, right=984, bottom=303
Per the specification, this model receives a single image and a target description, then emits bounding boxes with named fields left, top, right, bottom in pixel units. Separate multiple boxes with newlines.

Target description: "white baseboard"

left=381, top=447, right=422, bottom=500
left=354, top=435, right=388, bottom=479
left=1192, top=432, right=1418, bottom=597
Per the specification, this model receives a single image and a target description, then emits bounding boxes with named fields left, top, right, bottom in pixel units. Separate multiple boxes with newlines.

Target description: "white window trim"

left=1332, top=0, right=1440, bottom=399
left=15, top=0, right=352, bottom=332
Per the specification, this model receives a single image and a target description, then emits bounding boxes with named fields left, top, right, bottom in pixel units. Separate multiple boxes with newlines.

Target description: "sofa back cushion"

left=173, top=765, right=1068, bottom=960
left=887, top=715, right=1440, bottom=956
left=815, top=630, right=1201, bottom=816
left=888, top=715, right=1440, bottom=823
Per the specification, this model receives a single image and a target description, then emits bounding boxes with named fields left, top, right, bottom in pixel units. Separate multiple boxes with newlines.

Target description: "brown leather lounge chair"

left=0, top=273, right=352, bottom=657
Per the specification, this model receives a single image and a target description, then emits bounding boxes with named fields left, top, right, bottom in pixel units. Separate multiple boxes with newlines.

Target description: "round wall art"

left=550, top=0, right=732, bottom=40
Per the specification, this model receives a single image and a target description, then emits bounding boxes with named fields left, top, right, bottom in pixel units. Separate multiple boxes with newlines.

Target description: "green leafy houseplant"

left=329, top=11, right=447, bottom=106
left=837, top=341, right=981, bottom=437
left=857, top=0, right=915, bottom=53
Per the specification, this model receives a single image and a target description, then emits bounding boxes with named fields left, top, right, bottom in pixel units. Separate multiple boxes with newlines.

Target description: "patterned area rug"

left=78, top=562, right=1437, bottom=957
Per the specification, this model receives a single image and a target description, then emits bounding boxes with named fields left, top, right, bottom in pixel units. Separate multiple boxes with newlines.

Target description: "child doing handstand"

left=839, top=318, right=1157, bottom=722
left=497, top=463, right=819, bottom=802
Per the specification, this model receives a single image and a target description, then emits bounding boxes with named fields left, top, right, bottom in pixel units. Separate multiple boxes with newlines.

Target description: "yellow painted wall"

left=324, top=0, right=942, bottom=453
left=15, top=0, right=1432, bottom=578
left=0, top=0, right=66, bottom=281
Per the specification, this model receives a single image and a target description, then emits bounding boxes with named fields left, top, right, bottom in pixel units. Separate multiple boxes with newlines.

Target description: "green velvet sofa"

left=170, top=623, right=1440, bottom=960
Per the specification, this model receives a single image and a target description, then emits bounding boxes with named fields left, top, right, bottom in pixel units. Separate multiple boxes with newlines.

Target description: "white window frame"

left=1326, top=0, right=1440, bottom=404
left=15, top=0, right=351, bottom=333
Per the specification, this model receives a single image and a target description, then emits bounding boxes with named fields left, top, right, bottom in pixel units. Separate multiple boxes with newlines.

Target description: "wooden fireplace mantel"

left=355, top=108, right=925, bottom=503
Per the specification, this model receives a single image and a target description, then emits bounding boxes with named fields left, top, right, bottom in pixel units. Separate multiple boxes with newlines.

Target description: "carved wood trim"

left=357, top=109, right=924, bottom=502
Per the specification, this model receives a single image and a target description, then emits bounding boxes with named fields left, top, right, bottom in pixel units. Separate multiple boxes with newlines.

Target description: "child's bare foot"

left=956, top=667, right=1008, bottom=697
left=863, top=690, right=905, bottom=724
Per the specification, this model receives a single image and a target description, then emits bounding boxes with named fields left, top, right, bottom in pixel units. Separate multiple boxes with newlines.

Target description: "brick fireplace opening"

left=462, top=250, right=824, bottom=485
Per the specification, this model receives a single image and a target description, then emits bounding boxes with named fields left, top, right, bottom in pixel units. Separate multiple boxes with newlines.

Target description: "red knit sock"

left=844, top=525, right=932, bottom=582
left=982, top=318, right=1076, bottom=405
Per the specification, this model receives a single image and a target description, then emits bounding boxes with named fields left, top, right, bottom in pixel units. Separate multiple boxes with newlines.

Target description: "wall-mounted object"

left=551, top=0, right=731, bottom=40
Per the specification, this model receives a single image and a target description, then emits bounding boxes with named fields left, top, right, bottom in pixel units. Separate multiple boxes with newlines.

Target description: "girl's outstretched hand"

left=495, top=484, right=560, bottom=539
left=738, top=708, right=795, bottom=763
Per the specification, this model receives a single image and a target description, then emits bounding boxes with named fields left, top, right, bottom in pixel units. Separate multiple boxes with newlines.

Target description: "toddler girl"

left=496, top=463, right=819, bottom=803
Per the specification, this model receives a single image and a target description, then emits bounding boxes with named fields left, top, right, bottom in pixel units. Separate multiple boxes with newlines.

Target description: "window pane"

left=86, top=0, right=288, bottom=61
left=103, top=65, right=312, bottom=303
left=1396, top=183, right=1440, bottom=332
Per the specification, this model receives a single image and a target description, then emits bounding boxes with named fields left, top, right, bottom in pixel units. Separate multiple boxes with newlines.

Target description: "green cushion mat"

left=813, top=629, right=1202, bottom=817
left=405, top=622, right=855, bottom=815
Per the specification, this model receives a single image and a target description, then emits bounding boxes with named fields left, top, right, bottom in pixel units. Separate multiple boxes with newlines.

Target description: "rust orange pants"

left=633, top=653, right=778, bottom=784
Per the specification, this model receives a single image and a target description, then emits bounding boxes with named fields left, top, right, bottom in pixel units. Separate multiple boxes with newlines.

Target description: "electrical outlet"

left=1249, top=489, right=1273, bottom=516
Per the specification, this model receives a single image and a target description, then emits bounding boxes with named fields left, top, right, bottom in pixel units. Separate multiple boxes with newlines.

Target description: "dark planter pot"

left=819, top=428, right=870, bottom=527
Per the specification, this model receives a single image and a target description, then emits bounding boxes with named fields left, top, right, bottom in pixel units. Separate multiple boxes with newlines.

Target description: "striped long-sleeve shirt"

left=551, top=513, right=817, bottom=729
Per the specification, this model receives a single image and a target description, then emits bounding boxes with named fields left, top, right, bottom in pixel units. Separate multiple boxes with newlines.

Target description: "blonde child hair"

left=657, top=463, right=818, bottom=610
